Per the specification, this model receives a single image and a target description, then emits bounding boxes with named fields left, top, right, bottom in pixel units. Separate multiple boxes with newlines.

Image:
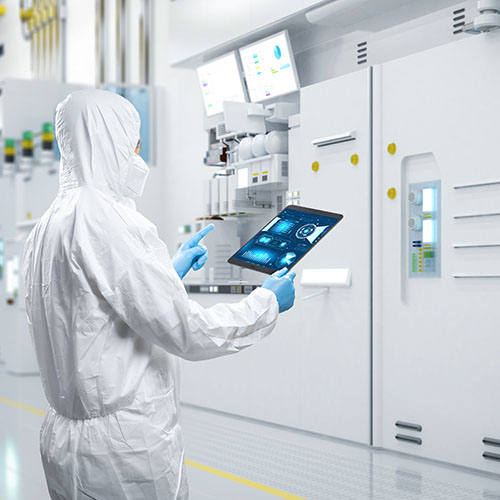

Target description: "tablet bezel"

left=227, top=205, right=344, bottom=275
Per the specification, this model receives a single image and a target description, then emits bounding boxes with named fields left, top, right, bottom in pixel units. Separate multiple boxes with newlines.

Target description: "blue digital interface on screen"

left=232, top=207, right=341, bottom=271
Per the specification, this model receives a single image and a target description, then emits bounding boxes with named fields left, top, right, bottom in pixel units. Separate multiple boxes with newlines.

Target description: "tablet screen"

left=228, top=206, right=343, bottom=274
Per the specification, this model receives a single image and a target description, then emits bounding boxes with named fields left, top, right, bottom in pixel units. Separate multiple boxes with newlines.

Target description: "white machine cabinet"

left=373, top=33, right=500, bottom=473
left=181, top=68, right=372, bottom=445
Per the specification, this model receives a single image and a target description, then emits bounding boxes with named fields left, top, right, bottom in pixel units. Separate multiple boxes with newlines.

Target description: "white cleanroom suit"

left=23, top=89, right=280, bottom=500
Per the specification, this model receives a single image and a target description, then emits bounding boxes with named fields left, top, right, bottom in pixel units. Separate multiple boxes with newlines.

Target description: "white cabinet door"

left=373, top=33, right=500, bottom=473
left=291, top=68, right=373, bottom=443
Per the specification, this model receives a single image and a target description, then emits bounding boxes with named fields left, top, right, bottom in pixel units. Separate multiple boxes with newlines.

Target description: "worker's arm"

left=76, top=201, right=281, bottom=361
left=108, top=249, right=280, bottom=361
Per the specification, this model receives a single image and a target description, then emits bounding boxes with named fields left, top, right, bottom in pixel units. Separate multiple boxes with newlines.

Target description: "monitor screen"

left=196, top=52, right=247, bottom=117
left=239, top=31, right=300, bottom=103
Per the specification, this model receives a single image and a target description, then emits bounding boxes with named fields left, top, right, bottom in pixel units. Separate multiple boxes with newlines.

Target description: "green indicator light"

left=424, top=251, right=435, bottom=259
left=42, top=122, right=54, bottom=133
left=5, top=138, right=15, bottom=148
left=22, top=130, right=34, bottom=140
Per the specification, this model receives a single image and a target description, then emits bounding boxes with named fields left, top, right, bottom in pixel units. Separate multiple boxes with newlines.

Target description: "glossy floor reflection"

left=1, top=365, right=500, bottom=499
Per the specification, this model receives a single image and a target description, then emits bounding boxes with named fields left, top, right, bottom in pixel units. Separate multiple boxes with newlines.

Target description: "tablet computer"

left=228, top=205, right=343, bottom=275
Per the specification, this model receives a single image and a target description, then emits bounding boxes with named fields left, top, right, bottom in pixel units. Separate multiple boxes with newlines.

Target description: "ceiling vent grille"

left=357, top=41, right=367, bottom=65
left=453, top=8, right=466, bottom=34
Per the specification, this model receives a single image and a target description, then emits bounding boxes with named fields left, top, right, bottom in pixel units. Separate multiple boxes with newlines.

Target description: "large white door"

left=291, top=68, right=372, bottom=443
left=373, top=32, right=500, bottom=473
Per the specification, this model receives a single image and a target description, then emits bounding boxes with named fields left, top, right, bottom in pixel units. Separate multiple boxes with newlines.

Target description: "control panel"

left=408, top=180, right=441, bottom=278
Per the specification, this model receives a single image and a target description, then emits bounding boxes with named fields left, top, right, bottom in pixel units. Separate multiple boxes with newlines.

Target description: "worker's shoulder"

left=74, top=186, right=156, bottom=246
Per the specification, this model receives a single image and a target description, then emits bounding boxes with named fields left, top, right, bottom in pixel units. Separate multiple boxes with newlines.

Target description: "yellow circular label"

left=387, top=187, right=397, bottom=200
left=387, top=143, right=397, bottom=155
left=312, top=161, right=319, bottom=172
left=350, top=154, right=359, bottom=166
left=26, top=212, right=32, bottom=219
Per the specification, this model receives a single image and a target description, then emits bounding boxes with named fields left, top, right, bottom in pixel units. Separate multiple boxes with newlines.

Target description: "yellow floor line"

left=0, top=397, right=306, bottom=499
left=185, top=459, right=307, bottom=500
left=0, top=396, right=46, bottom=416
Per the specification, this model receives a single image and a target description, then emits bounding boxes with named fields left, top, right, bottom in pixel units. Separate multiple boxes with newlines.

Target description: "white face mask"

left=123, top=154, right=150, bottom=198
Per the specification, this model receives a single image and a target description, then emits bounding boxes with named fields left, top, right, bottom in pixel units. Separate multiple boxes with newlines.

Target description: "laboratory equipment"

left=239, top=137, right=255, bottom=160
left=251, top=134, right=267, bottom=157
left=0, top=78, right=86, bottom=374
left=196, top=51, right=247, bottom=117
left=373, top=32, right=500, bottom=474
left=239, top=30, right=300, bottom=103
left=3, top=139, right=16, bottom=176
left=228, top=205, right=343, bottom=274
left=265, top=130, right=288, bottom=154
left=182, top=67, right=372, bottom=449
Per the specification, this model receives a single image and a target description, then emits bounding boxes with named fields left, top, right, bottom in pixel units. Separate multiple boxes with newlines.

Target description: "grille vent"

left=281, top=161, right=289, bottom=177
left=453, top=8, right=466, bottom=35
left=276, top=195, right=283, bottom=213
left=216, top=122, right=228, bottom=139
left=357, top=41, right=367, bottom=65
left=483, top=437, right=500, bottom=462
left=395, top=421, right=422, bottom=445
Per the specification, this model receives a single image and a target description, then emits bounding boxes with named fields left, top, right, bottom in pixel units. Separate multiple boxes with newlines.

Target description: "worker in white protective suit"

left=22, top=89, right=296, bottom=500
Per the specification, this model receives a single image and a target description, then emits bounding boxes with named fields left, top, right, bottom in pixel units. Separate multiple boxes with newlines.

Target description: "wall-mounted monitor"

left=239, top=30, right=300, bottom=103
left=196, top=52, right=247, bottom=117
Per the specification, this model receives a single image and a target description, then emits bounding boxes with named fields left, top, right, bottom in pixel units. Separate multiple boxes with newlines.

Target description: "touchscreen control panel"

left=229, top=206, right=342, bottom=273
left=408, top=180, right=441, bottom=278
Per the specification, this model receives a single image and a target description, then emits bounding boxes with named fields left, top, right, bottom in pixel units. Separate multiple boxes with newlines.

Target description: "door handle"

left=312, top=131, right=356, bottom=148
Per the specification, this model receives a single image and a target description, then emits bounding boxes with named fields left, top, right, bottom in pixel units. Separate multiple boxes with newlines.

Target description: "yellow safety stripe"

left=4, top=147, right=15, bottom=156
left=185, top=459, right=307, bottom=499
left=0, top=396, right=46, bottom=416
left=42, top=132, right=54, bottom=142
left=22, top=140, right=34, bottom=149
left=0, top=396, right=307, bottom=499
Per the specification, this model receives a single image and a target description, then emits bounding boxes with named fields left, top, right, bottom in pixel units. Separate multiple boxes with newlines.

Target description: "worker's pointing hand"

left=172, top=224, right=215, bottom=279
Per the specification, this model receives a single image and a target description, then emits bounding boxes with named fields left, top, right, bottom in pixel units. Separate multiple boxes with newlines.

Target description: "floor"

left=1, top=366, right=500, bottom=500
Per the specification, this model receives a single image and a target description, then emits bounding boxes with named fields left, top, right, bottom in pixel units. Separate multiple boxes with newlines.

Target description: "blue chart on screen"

left=274, top=45, right=282, bottom=59
left=232, top=207, right=342, bottom=272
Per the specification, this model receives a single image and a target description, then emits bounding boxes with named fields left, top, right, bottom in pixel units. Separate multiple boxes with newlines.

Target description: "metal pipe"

left=143, top=0, right=151, bottom=85
left=95, top=0, right=105, bottom=84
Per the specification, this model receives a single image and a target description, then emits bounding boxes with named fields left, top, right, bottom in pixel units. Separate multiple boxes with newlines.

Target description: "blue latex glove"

left=262, top=267, right=296, bottom=313
left=172, top=224, right=214, bottom=279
